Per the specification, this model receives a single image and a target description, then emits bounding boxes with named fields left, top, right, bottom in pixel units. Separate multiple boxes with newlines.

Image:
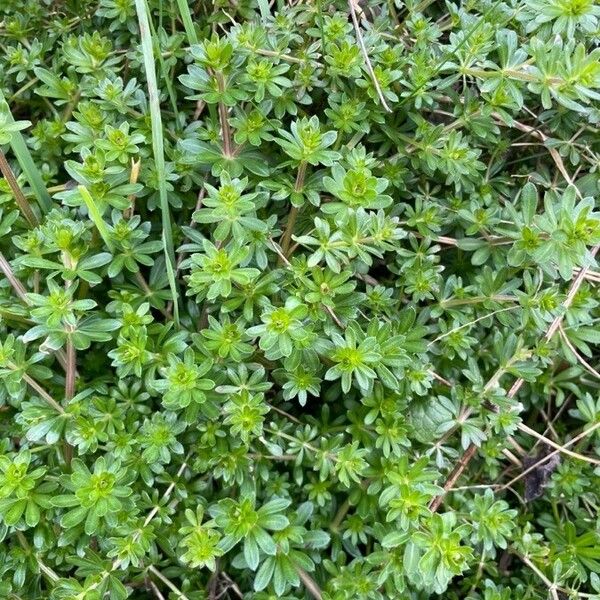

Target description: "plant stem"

left=148, top=565, right=190, bottom=600
left=215, top=73, right=232, bottom=157
left=135, top=270, right=172, bottom=319
left=136, top=269, right=154, bottom=296
left=518, top=554, right=559, bottom=600
left=440, top=294, right=517, bottom=307
left=65, top=336, right=76, bottom=401
left=16, top=532, right=60, bottom=584
left=0, top=251, right=73, bottom=373
left=501, top=420, right=600, bottom=492
left=517, top=422, right=600, bottom=465
left=280, top=206, right=298, bottom=258
left=431, top=246, right=600, bottom=513
left=294, top=161, right=307, bottom=192
left=0, top=251, right=29, bottom=301
left=348, top=0, right=391, bottom=113
left=279, top=161, right=306, bottom=258
left=0, top=149, right=38, bottom=227
left=463, top=66, right=562, bottom=86
left=330, top=498, right=351, bottom=532
left=124, top=157, right=141, bottom=219
left=296, top=567, right=322, bottom=600
left=0, top=89, right=52, bottom=214
left=149, top=579, right=167, bottom=600
left=9, top=362, right=65, bottom=414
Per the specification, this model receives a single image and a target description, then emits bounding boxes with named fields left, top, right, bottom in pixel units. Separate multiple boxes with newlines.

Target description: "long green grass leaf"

left=174, top=0, right=198, bottom=45
left=78, top=186, right=114, bottom=252
left=147, top=14, right=180, bottom=120
left=0, top=90, right=52, bottom=214
left=135, top=0, right=180, bottom=325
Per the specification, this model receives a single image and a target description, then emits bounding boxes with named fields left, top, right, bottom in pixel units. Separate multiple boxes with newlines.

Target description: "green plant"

left=1, top=0, right=600, bottom=598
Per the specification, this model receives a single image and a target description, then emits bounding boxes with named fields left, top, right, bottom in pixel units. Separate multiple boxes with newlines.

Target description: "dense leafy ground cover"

left=1, top=0, right=600, bottom=598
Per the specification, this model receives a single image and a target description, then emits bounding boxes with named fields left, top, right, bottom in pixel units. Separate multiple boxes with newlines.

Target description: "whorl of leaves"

left=1, top=0, right=600, bottom=598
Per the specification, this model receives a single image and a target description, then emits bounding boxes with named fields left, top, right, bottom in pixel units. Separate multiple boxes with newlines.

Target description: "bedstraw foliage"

left=1, top=0, right=600, bottom=598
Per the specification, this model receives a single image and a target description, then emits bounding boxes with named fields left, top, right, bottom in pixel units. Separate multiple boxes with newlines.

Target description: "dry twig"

left=429, top=244, right=600, bottom=512
left=348, top=0, right=392, bottom=113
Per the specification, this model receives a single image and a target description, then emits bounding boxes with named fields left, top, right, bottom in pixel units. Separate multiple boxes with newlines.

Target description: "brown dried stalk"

left=429, top=244, right=600, bottom=513
left=0, top=149, right=38, bottom=227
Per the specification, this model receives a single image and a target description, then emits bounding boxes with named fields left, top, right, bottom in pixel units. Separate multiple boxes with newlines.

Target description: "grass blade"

left=0, top=90, right=52, bottom=214
left=78, top=186, right=114, bottom=252
left=174, top=0, right=198, bottom=45
left=135, top=0, right=180, bottom=325
left=147, top=14, right=180, bottom=121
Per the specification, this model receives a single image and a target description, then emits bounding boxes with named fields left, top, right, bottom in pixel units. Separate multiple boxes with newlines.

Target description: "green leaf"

left=0, top=92, right=52, bottom=214
left=78, top=186, right=114, bottom=252
left=244, top=535, right=260, bottom=570
left=134, top=0, right=179, bottom=325
left=61, top=506, right=89, bottom=529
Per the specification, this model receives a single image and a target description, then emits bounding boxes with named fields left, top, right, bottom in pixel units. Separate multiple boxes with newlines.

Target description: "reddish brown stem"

left=0, top=251, right=29, bottom=301
left=280, top=206, right=298, bottom=258
left=430, top=244, right=600, bottom=513
left=279, top=162, right=306, bottom=259
left=429, top=445, right=478, bottom=513
left=65, top=337, right=76, bottom=401
left=215, top=73, right=231, bottom=157
left=0, top=251, right=72, bottom=373
left=15, top=367, right=65, bottom=414
left=0, top=149, right=38, bottom=227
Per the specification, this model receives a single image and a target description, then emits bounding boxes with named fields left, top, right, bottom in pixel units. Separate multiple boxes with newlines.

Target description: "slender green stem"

left=462, top=66, right=560, bottom=85
left=8, top=362, right=65, bottom=414
left=440, top=295, right=517, bottom=307
left=62, top=88, right=81, bottom=123
left=148, top=565, right=190, bottom=600
left=16, top=532, right=60, bottom=584
left=0, top=251, right=72, bottom=373
left=255, top=48, right=309, bottom=64
left=330, top=498, right=351, bottom=532
left=9, top=77, right=39, bottom=101
left=348, top=0, right=391, bottom=113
